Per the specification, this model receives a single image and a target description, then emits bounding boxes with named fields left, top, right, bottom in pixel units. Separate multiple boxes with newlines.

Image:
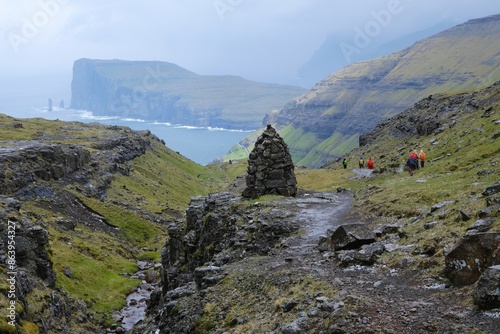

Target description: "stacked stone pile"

left=242, top=125, right=297, bottom=199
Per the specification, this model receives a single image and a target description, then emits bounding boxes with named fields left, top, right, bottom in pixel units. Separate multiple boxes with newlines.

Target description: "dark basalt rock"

left=473, top=265, right=500, bottom=309
left=444, top=232, right=500, bottom=286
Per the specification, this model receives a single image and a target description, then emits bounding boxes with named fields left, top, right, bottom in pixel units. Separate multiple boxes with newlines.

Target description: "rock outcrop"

left=0, top=126, right=155, bottom=198
left=0, top=199, right=97, bottom=333
left=0, top=143, right=91, bottom=195
left=153, top=191, right=301, bottom=333
left=161, top=192, right=301, bottom=291
left=242, top=125, right=297, bottom=199
left=360, top=83, right=500, bottom=147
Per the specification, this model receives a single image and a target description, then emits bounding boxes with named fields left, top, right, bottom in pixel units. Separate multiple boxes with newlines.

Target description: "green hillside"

left=0, top=114, right=242, bottom=331
left=235, top=14, right=500, bottom=167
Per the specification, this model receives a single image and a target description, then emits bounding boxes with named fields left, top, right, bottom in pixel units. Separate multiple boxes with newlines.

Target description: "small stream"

left=113, top=261, right=160, bottom=333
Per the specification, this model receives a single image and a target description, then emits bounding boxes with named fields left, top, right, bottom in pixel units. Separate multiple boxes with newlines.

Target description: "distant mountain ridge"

left=297, top=20, right=456, bottom=88
left=263, top=14, right=500, bottom=167
left=70, top=59, right=306, bottom=130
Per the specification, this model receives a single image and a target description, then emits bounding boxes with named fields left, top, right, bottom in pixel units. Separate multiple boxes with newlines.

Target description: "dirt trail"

left=244, top=190, right=500, bottom=333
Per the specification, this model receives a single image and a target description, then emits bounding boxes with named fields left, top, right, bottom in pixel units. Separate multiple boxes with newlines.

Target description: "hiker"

left=419, top=149, right=426, bottom=168
left=412, top=150, right=420, bottom=169
left=406, top=152, right=418, bottom=176
left=359, top=157, right=364, bottom=168
left=342, top=158, right=348, bottom=169
left=367, top=157, right=374, bottom=170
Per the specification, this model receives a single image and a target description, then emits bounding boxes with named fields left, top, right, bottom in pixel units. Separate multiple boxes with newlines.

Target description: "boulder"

left=444, top=233, right=500, bottom=286
left=482, top=182, right=500, bottom=196
left=327, top=224, right=376, bottom=251
left=473, top=265, right=500, bottom=310
left=337, top=242, right=385, bottom=266
left=466, top=218, right=493, bottom=235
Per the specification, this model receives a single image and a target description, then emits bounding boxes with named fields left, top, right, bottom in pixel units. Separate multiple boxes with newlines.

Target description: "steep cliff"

left=263, top=14, right=500, bottom=167
left=70, top=59, right=306, bottom=130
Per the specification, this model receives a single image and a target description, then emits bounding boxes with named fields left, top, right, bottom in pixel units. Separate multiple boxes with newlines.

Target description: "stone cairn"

left=242, top=124, right=297, bottom=199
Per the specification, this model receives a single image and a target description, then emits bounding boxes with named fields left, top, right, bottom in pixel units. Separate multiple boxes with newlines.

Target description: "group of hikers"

left=342, top=156, right=375, bottom=169
left=341, top=149, right=427, bottom=176
left=406, top=149, right=426, bottom=176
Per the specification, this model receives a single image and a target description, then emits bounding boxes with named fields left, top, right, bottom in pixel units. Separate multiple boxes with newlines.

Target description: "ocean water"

left=1, top=105, right=254, bottom=166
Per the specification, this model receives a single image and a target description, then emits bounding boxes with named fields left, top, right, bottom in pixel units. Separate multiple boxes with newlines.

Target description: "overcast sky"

left=1, top=0, right=499, bottom=88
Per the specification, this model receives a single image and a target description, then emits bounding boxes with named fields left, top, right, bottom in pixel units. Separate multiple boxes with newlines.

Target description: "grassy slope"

left=0, top=114, right=235, bottom=328
left=297, top=88, right=500, bottom=277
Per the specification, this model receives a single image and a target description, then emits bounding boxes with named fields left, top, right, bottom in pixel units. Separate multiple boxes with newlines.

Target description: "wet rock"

left=430, top=200, right=454, bottom=213
left=242, top=125, right=297, bottom=199
left=0, top=143, right=91, bottom=195
left=444, top=233, right=500, bottom=286
left=337, top=242, right=385, bottom=266
left=281, top=299, right=298, bottom=312
left=56, top=217, right=77, bottom=231
left=137, top=261, right=153, bottom=271
left=161, top=191, right=300, bottom=296
left=477, top=205, right=499, bottom=218
left=466, top=218, right=493, bottom=235
left=145, top=269, right=156, bottom=284
left=482, top=182, right=500, bottom=196
left=166, top=284, right=196, bottom=300
left=459, top=210, right=472, bottom=221
left=473, top=265, right=500, bottom=309
left=424, top=221, right=439, bottom=229
left=486, top=196, right=500, bottom=206
left=194, top=266, right=224, bottom=288
left=63, top=267, right=74, bottom=278
left=328, top=224, right=376, bottom=251
left=280, top=313, right=309, bottom=334
left=373, top=224, right=402, bottom=238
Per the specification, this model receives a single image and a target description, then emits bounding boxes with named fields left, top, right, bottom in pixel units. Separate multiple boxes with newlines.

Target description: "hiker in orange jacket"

left=419, top=149, right=427, bottom=168
left=367, top=158, right=374, bottom=169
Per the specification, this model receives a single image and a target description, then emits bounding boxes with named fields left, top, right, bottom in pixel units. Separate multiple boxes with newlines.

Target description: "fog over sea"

left=0, top=77, right=253, bottom=165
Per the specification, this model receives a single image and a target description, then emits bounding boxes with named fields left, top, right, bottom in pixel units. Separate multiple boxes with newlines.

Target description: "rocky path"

left=245, top=191, right=500, bottom=333
left=134, top=190, right=500, bottom=333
